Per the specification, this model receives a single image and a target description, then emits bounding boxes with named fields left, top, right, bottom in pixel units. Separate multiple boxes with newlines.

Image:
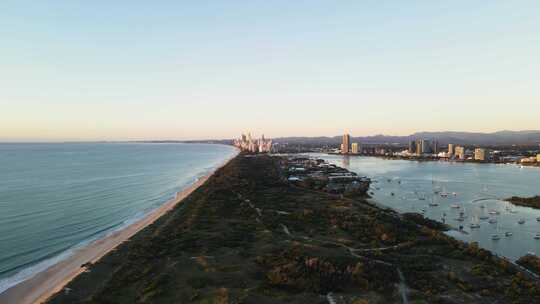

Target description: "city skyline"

left=2, top=1, right=540, bottom=141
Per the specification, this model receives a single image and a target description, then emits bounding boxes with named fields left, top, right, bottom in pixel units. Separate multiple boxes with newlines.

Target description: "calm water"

left=311, top=154, right=540, bottom=261
left=0, top=143, right=237, bottom=293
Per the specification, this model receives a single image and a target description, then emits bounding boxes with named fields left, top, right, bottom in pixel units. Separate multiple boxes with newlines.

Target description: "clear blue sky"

left=1, top=1, right=539, bottom=141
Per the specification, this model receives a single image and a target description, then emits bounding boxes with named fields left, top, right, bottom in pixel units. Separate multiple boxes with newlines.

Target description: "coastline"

left=0, top=149, right=238, bottom=304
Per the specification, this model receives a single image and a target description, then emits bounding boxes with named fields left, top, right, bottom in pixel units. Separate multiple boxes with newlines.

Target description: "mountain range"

left=273, top=130, right=540, bottom=146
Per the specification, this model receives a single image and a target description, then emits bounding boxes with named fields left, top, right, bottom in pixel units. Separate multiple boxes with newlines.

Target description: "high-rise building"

left=432, top=140, right=439, bottom=154
left=415, top=139, right=423, bottom=155
left=455, top=146, right=465, bottom=160
left=408, top=141, right=416, bottom=154
left=351, top=142, right=359, bottom=154
left=415, top=139, right=431, bottom=155
left=537, top=154, right=540, bottom=162
left=233, top=133, right=272, bottom=153
left=474, top=148, right=486, bottom=161
left=448, top=144, right=455, bottom=156
left=342, top=134, right=350, bottom=154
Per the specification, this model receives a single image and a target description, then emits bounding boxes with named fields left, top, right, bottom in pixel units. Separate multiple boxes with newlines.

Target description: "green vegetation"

left=506, top=196, right=540, bottom=209
left=47, top=154, right=540, bottom=303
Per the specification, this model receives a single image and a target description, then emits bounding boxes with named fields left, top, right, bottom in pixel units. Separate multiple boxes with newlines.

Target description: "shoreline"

left=0, top=150, right=238, bottom=304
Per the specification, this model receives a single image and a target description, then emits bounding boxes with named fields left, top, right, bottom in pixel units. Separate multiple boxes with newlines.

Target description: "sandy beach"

left=0, top=151, right=237, bottom=304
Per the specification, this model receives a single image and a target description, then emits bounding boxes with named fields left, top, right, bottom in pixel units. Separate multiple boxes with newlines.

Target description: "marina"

left=311, top=153, right=540, bottom=260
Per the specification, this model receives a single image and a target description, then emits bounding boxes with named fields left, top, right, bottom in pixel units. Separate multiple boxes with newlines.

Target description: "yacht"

left=429, top=202, right=439, bottom=207
left=452, top=192, right=458, bottom=196
left=470, top=223, right=480, bottom=229
left=489, top=219, right=498, bottom=224
left=479, top=216, right=489, bottom=220
left=505, top=232, right=513, bottom=237
left=451, top=204, right=460, bottom=209
left=489, top=210, right=500, bottom=215
left=535, top=234, right=540, bottom=240
left=518, top=219, right=526, bottom=225
left=455, top=217, right=465, bottom=222
left=491, top=234, right=501, bottom=241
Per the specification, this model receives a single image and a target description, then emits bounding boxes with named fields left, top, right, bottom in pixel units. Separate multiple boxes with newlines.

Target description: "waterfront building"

left=448, top=144, right=455, bottom=156
left=537, top=154, right=540, bottom=162
left=415, top=139, right=432, bottom=155
left=408, top=141, right=416, bottom=154
left=455, top=146, right=465, bottom=160
left=474, top=148, right=486, bottom=161
left=342, top=134, right=350, bottom=154
left=432, top=140, right=439, bottom=154
left=415, top=139, right=423, bottom=155
left=351, top=142, right=360, bottom=154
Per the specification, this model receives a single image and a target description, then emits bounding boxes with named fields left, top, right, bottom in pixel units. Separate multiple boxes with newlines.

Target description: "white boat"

left=535, top=234, right=540, bottom=240
left=505, top=232, right=513, bottom=237
left=452, top=192, right=458, bottom=196
left=451, top=204, right=460, bottom=209
left=518, top=219, right=526, bottom=225
left=429, top=202, right=439, bottom=207
left=489, top=219, right=498, bottom=224
left=470, top=223, right=480, bottom=229
left=488, top=210, right=500, bottom=215
left=440, top=192, right=449, bottom=198
left=492, top=234, right=501, bottom=241
left=455, top=217, right=465, bottom=222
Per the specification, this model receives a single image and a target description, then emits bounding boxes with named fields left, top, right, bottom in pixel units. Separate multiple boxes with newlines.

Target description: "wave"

left=0, top=156, right=232, bottom=296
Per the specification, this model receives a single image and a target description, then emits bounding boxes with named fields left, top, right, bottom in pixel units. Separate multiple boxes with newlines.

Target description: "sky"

left=1, top=1, right=539, bottom=141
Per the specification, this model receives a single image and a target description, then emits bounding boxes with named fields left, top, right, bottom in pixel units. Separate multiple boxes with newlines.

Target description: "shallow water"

left=310, top=154, right=540, bottom=260
left=0, top=143, right=237, bottom=293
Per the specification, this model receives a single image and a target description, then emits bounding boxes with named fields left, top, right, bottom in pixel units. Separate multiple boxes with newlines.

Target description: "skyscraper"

left=408, top=141, right=416, bottom=154
left=474, top=148, right=486, bottom=161
left=342, top=134, right=350, bottom=154
left=448, top=144, right=455, bottom=156
left=415, top=139, right=431, bottom=155
left=455, top=146, right=465, bottom=160
left=351, top=142, right=359, bottom=154
left=432, top=140, right=439, bottom=154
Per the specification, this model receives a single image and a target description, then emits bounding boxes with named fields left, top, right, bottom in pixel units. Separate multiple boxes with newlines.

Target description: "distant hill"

left=274, top=130, right=540, bottom=146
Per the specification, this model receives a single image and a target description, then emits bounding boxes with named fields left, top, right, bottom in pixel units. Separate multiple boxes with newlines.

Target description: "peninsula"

left=41, top=154, right=539, bottom=303
left=506, top=196, right=540, bottom=210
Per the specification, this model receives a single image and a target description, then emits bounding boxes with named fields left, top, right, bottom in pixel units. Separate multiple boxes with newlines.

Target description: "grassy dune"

left=48, top=155, right=540, bottom=304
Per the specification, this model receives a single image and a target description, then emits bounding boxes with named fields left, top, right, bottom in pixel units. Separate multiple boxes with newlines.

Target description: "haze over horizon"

left=2, top=1, right=539, bottom=141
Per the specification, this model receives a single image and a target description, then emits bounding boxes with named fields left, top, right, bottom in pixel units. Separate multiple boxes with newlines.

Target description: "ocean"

left=0, top=143, right=237, bottom=293
left=311, top=154, right=540, bottom=260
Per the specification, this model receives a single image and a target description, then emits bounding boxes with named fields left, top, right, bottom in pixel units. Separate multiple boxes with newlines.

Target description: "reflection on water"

left=311, top=154, right=540, bottom=260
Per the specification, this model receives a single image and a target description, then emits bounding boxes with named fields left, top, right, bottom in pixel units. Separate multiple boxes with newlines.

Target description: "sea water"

left=0, top=143, right=237, bottom=293
left=311, top=154, right=540, bottom=261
